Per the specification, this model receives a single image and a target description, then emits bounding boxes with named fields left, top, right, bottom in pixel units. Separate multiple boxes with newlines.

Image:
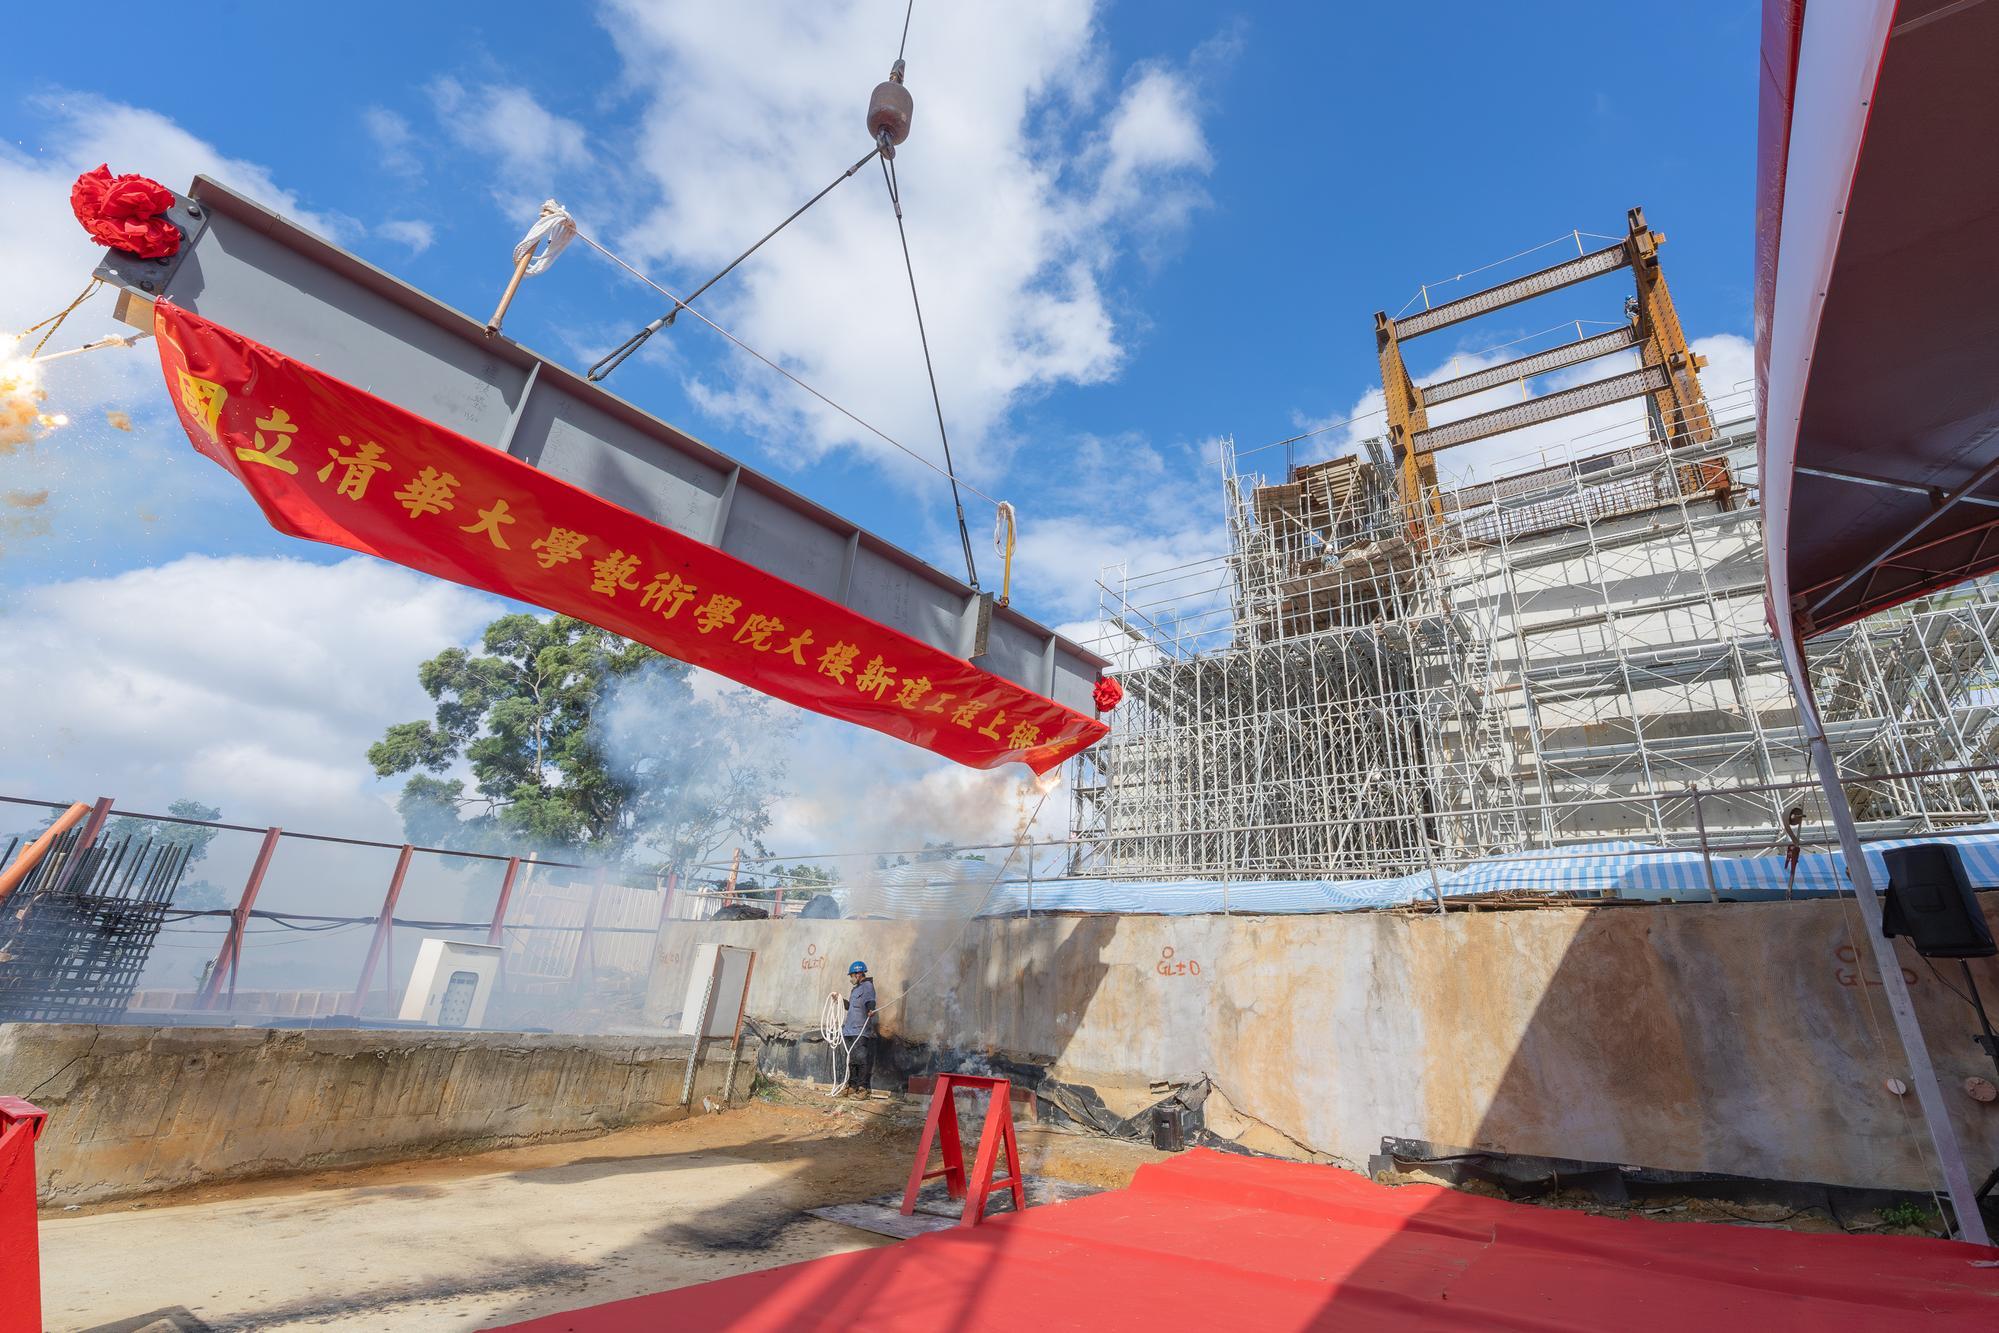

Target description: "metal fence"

left=0, top=796, right=685, bottom=1028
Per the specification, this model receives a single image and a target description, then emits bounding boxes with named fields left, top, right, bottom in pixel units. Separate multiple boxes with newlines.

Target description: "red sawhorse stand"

left=0, top=1096, right=49, bottom=1333
left=899, top=1073, right=1026, bottom=1227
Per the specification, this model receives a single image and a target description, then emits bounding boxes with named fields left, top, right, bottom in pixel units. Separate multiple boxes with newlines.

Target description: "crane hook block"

left=868, top=67, right=913, bottom=157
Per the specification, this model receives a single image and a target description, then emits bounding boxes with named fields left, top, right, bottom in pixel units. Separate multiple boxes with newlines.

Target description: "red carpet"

left=496, top=1148, right=1999, bottom=1330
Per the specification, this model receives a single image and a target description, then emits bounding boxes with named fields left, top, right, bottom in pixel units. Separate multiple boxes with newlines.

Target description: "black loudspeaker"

left=1881, top=844, right=1997, bottom=959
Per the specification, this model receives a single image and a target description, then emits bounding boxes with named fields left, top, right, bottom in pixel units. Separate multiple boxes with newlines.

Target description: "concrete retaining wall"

left=0, top=1024, right=732, bottom=1205
left=645, top=895, right=1999, bottom=1192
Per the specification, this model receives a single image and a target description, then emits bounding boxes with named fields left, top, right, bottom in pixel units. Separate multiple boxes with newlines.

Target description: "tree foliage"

left=369, top=613, right=789, bottom=868
left=107, top=798, right=226, bottom=908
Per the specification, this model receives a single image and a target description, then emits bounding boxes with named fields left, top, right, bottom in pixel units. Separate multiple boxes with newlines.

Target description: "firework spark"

left=0, top=337, right=70, bottom=452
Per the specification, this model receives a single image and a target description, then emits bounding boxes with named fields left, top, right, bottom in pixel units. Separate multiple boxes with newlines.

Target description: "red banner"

left=152, top=303, right=1107, bottom=773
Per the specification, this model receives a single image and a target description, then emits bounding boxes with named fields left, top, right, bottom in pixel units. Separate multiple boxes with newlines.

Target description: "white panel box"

left=679, top=943, right=754, bottom=1038
left=398, top=939, right=503, bottom=1028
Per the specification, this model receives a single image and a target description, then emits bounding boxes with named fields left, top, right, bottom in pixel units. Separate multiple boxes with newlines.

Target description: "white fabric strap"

left=992, top=499, right=1016, bottom=555
left=513, top=199, right=575, bottom=276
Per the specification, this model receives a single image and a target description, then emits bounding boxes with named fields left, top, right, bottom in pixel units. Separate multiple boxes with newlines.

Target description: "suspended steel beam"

left=90, top=176, right=1106, bottom=715
left=1419, top=326, right=1640, bottom=406
left=1388, top=244, right=1628, bottom=341
left=1413, top=365, right=1670, bottom=455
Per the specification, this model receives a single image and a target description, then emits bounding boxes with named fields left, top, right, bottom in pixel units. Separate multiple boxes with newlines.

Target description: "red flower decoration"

left=1093, top=675, right=1124, bottom=713
left=70, top=165, right=181, bottom=260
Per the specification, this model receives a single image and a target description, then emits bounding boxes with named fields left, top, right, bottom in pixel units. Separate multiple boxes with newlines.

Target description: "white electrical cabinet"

left=398, top=939, right=503, bottom=1028
left=679, top=943, right=754, bottom=1038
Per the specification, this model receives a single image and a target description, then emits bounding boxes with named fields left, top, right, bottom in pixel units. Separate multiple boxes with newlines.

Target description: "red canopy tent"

left=1759, top=0, right=1999, bottom=1245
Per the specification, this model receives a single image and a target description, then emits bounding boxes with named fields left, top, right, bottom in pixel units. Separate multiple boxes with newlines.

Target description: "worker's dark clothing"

left=842, top=978, right=876, bottom=1035
left=844, top=1031, right=876, bottom=1093
left=841, top=977, right=877, bottom=1092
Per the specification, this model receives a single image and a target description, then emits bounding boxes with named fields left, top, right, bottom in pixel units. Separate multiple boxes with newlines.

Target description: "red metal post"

left=50, top=795, right=114, bottom=895
left=488, top=855, right=522, bottom=946
left=348, top=844, right=414, bottom=1017
left=0, top=1097, right=49, bottom=1333
left=902, top=1075, right=970, bottom=1211
left=961, top=1085, right=1026, bottom=1227
left=198, top=827, right=281, bottom=1009
left=486, top=854, right=523, bottom=999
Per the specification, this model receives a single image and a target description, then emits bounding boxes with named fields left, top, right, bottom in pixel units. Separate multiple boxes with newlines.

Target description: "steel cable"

left=880, top=151, right=979, bottom=587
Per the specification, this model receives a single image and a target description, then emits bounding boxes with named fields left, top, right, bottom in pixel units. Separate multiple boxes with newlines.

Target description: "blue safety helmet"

left=849, top=960, right=868, bottom=975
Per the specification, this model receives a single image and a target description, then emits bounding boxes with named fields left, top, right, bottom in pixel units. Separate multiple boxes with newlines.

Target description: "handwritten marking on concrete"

left=1156, top=945, right=1204, bottom=978
left=802, top=942, right=826, bottom=972
left=1833, top=943, right=1917, bottom=989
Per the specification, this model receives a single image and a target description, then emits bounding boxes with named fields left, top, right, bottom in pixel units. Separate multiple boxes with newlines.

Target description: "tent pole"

left=1779, top=630, right=1990, bottom=1245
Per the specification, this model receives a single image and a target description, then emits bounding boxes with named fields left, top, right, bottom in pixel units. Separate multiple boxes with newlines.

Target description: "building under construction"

left=1070, top=209, right=1999, bottom=880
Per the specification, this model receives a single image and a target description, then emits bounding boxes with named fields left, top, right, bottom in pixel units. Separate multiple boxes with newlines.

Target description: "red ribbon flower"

left=1093, top=675, right=1124, bottom=713
left=70, top=165, right=181, bottom=260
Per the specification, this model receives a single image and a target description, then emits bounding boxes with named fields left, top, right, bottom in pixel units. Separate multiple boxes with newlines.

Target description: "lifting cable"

left=865, top=0, right=979, bottom=587
left=880, top=147, right=978, bottom=588
left=586, top=146, right=883, bottom=383
left=584, top=0, right=985, bottom=591
left=571, top=228, right=1004, bottom=512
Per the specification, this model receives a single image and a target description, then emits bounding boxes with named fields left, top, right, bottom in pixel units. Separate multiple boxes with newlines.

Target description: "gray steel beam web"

left=88, top=176, right=1105, bottom=714
left=1420, top=327, right=1641, bottom=406
left=1414, top=366, right=1670, bottom=455
left=1389, top=244, right=1628, bottom=341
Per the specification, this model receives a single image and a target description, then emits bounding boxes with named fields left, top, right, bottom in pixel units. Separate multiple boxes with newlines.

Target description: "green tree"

left=106, top=798, right=228, bottom=908
left=369, top=613, right=788, bottom=867
left=917, top=840, right=986, bottom=863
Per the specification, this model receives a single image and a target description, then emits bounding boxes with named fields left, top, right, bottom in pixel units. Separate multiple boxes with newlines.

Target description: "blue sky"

left=0, top=2, right=1761, bottom=850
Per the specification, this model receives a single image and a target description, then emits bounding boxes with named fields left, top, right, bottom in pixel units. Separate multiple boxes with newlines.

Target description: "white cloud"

left=1054, top=617, right=1164, bottom=673
left=590, top=1, right=1219, bottom=483
left=377, top=218, right=436, bottom=254
left=0, top=548, right=1063, bottom=861
left=0, top=555, right=503, bottom=839
left=1002, top=432, right=1232, bottom=627
left=1692, top=332, right=1756, bottom=414
left=0, top=94, right=352, bottom=581
left=363, top=106, right=422, bottom=177
left=2, top=92, right=345, bottom=370
left=430, top=77, right=591, bottom=212
left=753, top=703, right=1070, bottom=868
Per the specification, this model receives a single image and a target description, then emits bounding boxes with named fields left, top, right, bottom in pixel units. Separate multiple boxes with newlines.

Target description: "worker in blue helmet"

left=838, top=960, right=878, bottom=1098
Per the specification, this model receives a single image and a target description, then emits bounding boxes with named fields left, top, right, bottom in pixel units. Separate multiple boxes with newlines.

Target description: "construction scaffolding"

left=1069, top=215, right=1999, bottom=881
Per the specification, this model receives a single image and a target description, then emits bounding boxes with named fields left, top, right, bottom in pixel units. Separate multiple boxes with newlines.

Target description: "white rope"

left=820, top=989, right=868, bottom=1095
left=992, top=500, right=1016, bottom=555
left=514, top=200, right=575, bottom=276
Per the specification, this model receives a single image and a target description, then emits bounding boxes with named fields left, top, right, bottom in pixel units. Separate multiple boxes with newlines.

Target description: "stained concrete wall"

left=645, top=894, right=1999, bottom=1193
left=0, top=1024, right=732, bottom=1205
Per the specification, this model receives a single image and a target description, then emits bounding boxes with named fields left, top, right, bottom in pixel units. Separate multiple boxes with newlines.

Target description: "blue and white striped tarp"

left=835, top=830, right=1999, bottom=918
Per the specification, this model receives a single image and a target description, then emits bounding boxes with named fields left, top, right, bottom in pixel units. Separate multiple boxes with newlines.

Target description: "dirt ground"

left=35, top=1081, right=1167, bottom=1332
